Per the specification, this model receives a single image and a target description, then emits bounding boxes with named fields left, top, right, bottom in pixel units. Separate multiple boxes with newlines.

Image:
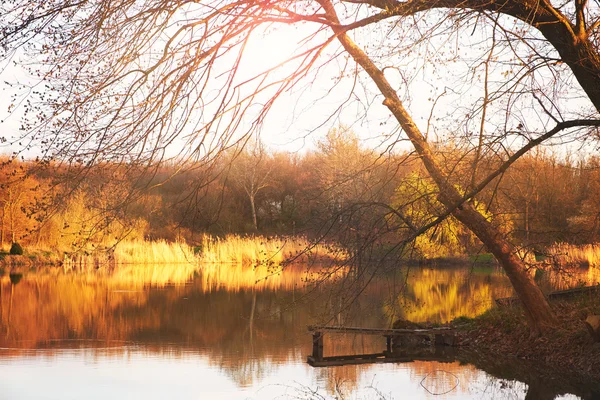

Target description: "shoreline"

left=451, top=294, right=600, bottom=383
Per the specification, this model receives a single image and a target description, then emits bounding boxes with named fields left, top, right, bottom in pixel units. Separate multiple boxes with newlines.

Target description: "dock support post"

left=312, top=332, right=324, bottom=361
left=386, top=336, right=392, bottom=353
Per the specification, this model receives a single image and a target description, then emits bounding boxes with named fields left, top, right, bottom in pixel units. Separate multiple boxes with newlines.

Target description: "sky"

left=0, top=7, right=596, bottom=162
left=0, top=19, right=438, bottom=160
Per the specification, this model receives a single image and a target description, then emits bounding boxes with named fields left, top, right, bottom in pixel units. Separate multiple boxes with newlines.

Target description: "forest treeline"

left=2, top=127, right=600, bottom=257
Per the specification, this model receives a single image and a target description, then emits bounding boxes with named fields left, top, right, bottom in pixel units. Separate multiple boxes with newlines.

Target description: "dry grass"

left=114, top=240, right=198, bottom=264
left=548, top=243, right=600, bottom=267
left=56, top=235, right=346, bottom=287
left=60, top=240, right=200, bottom=286
left=197, top=234, right=346, bottom=265
left=62, top=239, right=199, bottom=267
left=196, top=235, right=348, bottom=291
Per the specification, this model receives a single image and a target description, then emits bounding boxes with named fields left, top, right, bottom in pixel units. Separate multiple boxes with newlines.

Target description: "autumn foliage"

left=0, top=137, right=599, bottom=261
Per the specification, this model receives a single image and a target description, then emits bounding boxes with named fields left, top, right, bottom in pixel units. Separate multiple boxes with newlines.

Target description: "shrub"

left=9, top=242, right=23, bottom=255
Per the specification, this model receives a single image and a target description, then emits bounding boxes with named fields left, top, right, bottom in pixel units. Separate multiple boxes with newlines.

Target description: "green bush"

left=9, top=242, right=23, bottom=255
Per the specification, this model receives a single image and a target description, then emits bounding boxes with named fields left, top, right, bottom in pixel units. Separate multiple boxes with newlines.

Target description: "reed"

left=62, top=239, right=199, bottom=268
left=60, top=240, right=200, bottom=286
left=113, top=239, right=198, bottom=264
left=197, top=234, right=346, bottom=265
left=44, top=235, right=347, bottom=287
left=548, top=243, right=600, bottom=267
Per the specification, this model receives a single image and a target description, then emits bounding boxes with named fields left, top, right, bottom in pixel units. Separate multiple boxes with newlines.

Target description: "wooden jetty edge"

left=306, top=325, right=455, bottom=367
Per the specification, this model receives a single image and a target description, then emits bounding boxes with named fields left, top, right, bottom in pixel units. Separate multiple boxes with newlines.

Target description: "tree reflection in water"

left=0, top=263, right=598, bottom=398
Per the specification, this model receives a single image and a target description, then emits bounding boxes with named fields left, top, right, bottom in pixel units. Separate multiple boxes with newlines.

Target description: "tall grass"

left=548, top=243, right=600, bottom=267
left=197, top=235, right=347, bottom=265
left=60, top=240, right=200, bottom=286
left=197, top=235, right=348, bottom=291
left=60, top=239, right=199, bottom=268
left=114, top=240, right=198, bottom=264
left=56, top=235, right=347, bottom=287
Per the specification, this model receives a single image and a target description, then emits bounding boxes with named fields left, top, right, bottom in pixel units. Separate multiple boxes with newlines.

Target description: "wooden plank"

left=312, top=352, right=386, bottom=362
left=307, top=325, right=454, bottom=335
left=307, top=353, right=389, bottom=367
left=307, top=353, right=456, bottom=367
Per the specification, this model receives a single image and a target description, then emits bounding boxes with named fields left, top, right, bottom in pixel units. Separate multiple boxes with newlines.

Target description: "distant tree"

left=228, top=142, right=273, bottom=231
left=315, top=127, right=365, bottom=217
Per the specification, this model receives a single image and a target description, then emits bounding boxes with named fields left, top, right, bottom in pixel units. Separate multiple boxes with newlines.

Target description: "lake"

left=0, top=262, right=598, bottom=399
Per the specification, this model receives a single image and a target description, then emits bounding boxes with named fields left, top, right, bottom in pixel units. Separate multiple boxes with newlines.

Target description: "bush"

left=9, top=242, right=23, bottom=255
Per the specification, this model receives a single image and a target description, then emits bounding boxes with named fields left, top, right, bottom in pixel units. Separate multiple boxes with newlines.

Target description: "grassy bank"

left=0, top=235, right=345, bottom=267
left=0, top=235, right=347, bottom=287
left=0, top=247, right=63, bottom=268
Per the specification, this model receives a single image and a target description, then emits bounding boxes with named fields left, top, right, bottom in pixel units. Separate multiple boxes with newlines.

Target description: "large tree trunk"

left=318, top=0, right=557, bottom=335
left=451, top=202, right=557, bottom=335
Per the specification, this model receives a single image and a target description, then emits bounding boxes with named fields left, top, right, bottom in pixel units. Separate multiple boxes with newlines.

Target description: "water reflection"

left=391, top=264, right=600, bottom=323
left=396, top=266, right=513, bottom=322
left=0, top=263, right=598, bottom=399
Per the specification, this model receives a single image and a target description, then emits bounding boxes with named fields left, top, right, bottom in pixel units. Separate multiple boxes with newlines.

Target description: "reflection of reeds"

left=108, top=263, right=198, bottom=286
left=59, top=235, right=346, bottom=287
left=399, top=268, right=513, bottom=323
left=548, top=243, right=600, bottom=267
left=199, top=263, right=346, bottom=292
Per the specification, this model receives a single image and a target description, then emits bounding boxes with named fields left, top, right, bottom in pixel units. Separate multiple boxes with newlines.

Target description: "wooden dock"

left=307, top=325, right=455, bottom=367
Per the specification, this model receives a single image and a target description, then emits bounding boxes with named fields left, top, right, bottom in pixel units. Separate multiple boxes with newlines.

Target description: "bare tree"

left=228, top=141, right=272, bottom=231
left=3, top=0, right=600, bottom=335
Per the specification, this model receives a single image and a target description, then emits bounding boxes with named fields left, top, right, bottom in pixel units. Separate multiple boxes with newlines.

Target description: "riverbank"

left=453, top=293, right=600, bottom=381
left=0, top=235, right=346, bottom=270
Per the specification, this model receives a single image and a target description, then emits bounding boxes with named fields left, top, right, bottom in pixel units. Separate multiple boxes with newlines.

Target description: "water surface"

left=0, top=263, right=598, bottom=399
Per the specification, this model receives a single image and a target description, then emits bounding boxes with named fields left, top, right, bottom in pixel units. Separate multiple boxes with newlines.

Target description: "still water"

left=0, top=263, right=598, bottom=399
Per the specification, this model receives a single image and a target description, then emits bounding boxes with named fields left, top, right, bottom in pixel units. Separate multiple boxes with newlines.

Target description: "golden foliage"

left=392, top=172, right=490, bottom=258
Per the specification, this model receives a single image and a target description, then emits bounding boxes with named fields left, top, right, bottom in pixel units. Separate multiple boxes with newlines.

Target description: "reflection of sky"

left=0, top=348, right=548, bottom=400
